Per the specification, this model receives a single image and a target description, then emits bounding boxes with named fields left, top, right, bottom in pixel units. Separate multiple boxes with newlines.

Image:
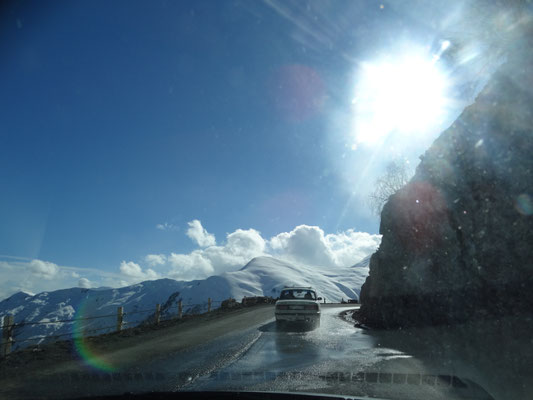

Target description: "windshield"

left=1, top=1, right=532, bottom=400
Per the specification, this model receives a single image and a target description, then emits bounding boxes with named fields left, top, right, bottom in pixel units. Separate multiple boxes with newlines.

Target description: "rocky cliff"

left=359, top=36, right=533, bottom=328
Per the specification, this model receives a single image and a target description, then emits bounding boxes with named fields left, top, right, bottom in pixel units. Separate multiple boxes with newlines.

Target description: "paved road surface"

left=4, top=304, right=526, bottom=400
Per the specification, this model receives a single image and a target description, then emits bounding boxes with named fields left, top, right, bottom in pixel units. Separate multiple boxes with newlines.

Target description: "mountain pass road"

left=3, top=304, right=525, bottom=400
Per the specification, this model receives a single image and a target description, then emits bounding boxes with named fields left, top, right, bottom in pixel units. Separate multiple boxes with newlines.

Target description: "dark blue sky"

left=0, top=0, right=463, bottom=271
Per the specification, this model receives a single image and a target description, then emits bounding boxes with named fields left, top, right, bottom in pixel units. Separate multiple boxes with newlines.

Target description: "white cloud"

left=119, top=261, right=143, bottom=277
left=0, top=258, right=124, bottom=301
left=0, top=261, right=13, bottom=271
left=78, top=278, right=91, bottom=288
left=168, top=251, right=215, bottom=280
left=119, top=261, right=159, bottom=281
left=160, top=222, right=380, bottom=281
left=29, top=259, right=59, bottom=279
left=156, top=222, right=177, bottom=231
left=186, top=220, right=216, bottom=247
left=324, top=229, right=382, bottom=267
left=167, top=228, right=267, bottom=280
left=0, top=223, right=381, bottom=300
left=227, top=229, right=266, bottom=257
left=269, top=225, right=335, bottom=266
left=269, top=225, right=381, bottom=268
left=145, top=254, right=166, bottom=267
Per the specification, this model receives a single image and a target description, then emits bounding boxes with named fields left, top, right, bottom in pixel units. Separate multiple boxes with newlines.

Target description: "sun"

left=351, top=47, right=450, bottom=146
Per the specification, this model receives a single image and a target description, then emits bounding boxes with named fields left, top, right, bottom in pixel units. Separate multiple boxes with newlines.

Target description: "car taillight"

left=277, top=305, right=288, bottom=310
left=304, top=304, right=318, bottom=310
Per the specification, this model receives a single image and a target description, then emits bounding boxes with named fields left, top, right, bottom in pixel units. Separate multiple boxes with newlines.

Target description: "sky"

left=0, top=0, right=493, bottom=299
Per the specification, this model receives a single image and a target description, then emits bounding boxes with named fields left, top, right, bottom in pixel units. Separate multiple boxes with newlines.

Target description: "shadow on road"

left=360, top=315, right=533, bottom=400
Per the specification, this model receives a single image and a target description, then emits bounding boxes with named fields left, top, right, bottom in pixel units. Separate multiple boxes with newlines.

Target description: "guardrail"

left=0, top=298, right=230, bottom=357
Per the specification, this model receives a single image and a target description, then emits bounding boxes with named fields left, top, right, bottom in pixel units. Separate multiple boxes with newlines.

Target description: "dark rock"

left=221, top=298, right=237, bottom=309
left=359, top=31, right=533, bottom=328
left=241, top=296, right=275, bottom=306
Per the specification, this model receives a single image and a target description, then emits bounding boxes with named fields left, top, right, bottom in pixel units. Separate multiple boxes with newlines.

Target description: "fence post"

left=116, top=307, right=124, bottom=332
left=178, top=301, right=183, bottom=319
left=1, top=315, right=14, bottom=357
left=207, top=298, right=212, bottom=313
left=155, top=304, right=161, bottom=325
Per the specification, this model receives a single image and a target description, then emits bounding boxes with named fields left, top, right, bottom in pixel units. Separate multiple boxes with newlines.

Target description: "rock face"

left=359, top=45, right=533, bottom=328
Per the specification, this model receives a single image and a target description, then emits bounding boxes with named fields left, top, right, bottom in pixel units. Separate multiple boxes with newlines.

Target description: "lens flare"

left=73, top=301, right=116, bottom=372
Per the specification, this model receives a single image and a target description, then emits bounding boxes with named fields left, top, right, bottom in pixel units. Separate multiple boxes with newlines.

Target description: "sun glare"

left=352, top=48, right=449, bottom=146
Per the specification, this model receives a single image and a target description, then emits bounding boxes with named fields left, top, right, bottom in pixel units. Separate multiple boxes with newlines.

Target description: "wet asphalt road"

left=136, top=305, right=371, bottom=388
left=8, top=305, right=524, bottom=399
left=140, top=305, right=496, bottom=400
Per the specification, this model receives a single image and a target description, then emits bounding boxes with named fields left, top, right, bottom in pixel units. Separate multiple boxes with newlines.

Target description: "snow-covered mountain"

left=0, top=256, right=369, bottom=350
left=158, top=255, right=370, bottom=317
left=0, top=279, right=189, bottom=350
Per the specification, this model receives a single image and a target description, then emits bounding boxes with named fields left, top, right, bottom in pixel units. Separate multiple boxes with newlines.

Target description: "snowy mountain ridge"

left=0, top=256, right=370, bottom=349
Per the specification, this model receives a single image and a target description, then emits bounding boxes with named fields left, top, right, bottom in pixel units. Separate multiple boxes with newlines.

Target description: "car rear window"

left=280, top=290, right=316, bottom=300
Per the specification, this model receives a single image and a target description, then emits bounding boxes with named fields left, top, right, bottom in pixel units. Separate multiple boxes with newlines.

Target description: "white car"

left=275, top=287, right=321, bottom=328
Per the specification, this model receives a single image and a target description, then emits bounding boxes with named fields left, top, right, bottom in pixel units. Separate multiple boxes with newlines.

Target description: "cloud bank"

left=0, top=221, right=380, bottom=300
left=0, top=258, right=123, bottom=301
left=141, top=220, right=380, bottom=281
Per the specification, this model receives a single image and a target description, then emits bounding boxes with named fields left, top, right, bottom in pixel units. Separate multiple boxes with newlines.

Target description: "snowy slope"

left=0, top=256, right=370, bottom=350
left=0, top=279, right=189, bottom=350
left=160, top=256, right=369, bottom=316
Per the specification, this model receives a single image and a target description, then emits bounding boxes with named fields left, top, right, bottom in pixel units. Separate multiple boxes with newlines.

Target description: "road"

left=146, top=304, right=381, bottom=390
left=3, top=304, right=527, bottom=400
left=175, top=305, right=494, bottom=400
